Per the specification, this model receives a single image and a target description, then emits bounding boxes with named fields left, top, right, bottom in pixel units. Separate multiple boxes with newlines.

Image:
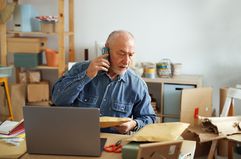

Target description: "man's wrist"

left=132, top=120, right=138, bottom=131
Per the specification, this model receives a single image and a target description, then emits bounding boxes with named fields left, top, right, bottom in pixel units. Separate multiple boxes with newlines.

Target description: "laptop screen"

left=23, top=106, right=102, bottom=156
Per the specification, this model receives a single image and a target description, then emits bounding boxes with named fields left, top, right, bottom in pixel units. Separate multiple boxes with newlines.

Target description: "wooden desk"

left=0, top=133, right=196, bottom=159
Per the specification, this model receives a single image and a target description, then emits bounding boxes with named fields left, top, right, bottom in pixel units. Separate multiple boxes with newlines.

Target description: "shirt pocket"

left=112, top=101, right=133, bottom=116
left=78, top=94, right=98, bottom=107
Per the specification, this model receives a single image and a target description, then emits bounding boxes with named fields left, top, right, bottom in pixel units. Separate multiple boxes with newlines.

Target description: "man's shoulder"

left=71, top=61, right=90, bottom=70
left=126, top=69, right=145, bottom=84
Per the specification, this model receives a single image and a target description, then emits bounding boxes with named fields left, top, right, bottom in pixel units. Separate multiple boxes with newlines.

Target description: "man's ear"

left=105, top=43, right=109, bottom=48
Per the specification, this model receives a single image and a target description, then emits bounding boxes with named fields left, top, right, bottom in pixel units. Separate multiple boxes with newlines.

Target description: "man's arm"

left=52, top=54, right=110, bottom=106
left=52, top=62, right=92, bottom=106
left=131, top=84, right=156, bottom=131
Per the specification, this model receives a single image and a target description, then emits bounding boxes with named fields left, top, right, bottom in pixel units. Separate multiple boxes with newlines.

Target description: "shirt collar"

left=99, top=71, right=128, bottom=83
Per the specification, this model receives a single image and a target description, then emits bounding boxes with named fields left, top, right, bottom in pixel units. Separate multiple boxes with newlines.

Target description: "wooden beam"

left=69, top=0, right=75, bottom=62
left=0, top=0, right=7, bottom=66
left=58, top=0, right=65, bottom=76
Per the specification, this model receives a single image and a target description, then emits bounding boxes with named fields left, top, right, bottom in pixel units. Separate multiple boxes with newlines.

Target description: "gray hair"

left=105, top=30, right=134, bottom=47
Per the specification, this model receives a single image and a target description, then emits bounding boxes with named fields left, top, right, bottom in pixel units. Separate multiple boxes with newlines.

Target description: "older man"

left=52, top=30, right=156, bottom=134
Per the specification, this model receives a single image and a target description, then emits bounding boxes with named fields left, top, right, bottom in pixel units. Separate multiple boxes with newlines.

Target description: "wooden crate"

left=7, top=37, right=47, bottom=53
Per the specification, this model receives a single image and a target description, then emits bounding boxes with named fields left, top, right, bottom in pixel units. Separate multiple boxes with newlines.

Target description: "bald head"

left=105, top=30, right=134, bottom=48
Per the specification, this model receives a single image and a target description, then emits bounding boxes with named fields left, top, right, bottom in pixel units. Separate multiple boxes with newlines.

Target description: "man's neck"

left=107, top=70, right=118, bottom=80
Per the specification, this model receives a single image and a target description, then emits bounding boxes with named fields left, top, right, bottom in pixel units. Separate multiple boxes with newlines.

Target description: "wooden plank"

left=0, top=0, right=7, bottom=66
left=58, top=0, right=65, bottom=77
left=7, top=30, right=74, bottom=36
left=207, top=140, right=218, bottom=159
left=69, top=0, right=75, bottom=62
left=220, top=88, right=241, bottom=117
left=220, top=87, right=234, bottom=116
left=143, top=75, right=203, bottom=87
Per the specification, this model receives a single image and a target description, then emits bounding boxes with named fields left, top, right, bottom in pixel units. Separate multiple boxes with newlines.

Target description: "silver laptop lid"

left=23, top=106, right=101, bottom=156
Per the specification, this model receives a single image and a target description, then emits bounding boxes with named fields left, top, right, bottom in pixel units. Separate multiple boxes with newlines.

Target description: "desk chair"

left=220, top=87, right=241, bottom=117
left=219, top=87, right=241, bottom=159
left=0, top=77, right=14, bottom=120
left=0, top=66, right=14, bottom=120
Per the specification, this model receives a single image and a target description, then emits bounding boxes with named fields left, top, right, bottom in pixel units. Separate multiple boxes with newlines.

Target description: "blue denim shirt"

left=52, top=61, right=156, bottom=133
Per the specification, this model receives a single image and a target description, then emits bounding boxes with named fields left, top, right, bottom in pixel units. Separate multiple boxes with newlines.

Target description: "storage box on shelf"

left=14, top=52, right=43, bottom=68
left=143, top=75, right=202, bottom=123
left=7, top=37, right=47, bottom=53
left=40, top=22, right=58, bottom=33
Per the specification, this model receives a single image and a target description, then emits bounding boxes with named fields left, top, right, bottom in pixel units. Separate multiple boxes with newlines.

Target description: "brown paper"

left=199, top=116, right=241, bottom=135
left=100, top=116, right=131, bottom=128
left=127, top=122, right=190, bottom=142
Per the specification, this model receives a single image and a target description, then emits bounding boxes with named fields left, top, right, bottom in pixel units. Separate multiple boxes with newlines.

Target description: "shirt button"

left=84, top=99, right=87, bottom=102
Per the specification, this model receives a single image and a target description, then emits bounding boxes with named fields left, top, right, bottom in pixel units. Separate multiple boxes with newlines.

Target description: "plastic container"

left=156, top=58, right=172, bottom=78
left=45, top=48, right=59, bottom=67
left=0, top=66, right=13, bottom=77
left=144, top=64, right=156, bottom=79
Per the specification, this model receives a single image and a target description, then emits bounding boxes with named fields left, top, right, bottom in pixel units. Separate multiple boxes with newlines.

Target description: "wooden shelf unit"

left=143, top=74, right=202, bottom=122
left=0, top=0, right=75, bottom=77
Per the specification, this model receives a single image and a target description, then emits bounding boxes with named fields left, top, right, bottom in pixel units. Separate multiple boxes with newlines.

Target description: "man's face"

left=109, top=38, right=135, bottom=75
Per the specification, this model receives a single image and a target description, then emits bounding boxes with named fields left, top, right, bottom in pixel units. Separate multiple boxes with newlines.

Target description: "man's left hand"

left=115, top=120, right=137, bottom=134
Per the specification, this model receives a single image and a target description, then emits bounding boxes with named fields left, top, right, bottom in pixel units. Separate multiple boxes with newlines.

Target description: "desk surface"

left=0, top=133, right=196, bottom=159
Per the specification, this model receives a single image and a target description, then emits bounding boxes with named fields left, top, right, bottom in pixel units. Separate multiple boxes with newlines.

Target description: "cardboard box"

left=8, top=37, right=47, bottom=53
left=180, top=87, right=212, bottom=127
left=18, top=72, right=28, bottom=84
left=27, top=101, right=51, bottom=107
left=182, top=128, right=213, bottom=157
left=29, top=71, right=41, bottom=83
left=41, top=22, right=58, bottom=33
left=27, top=82, right=49, bottom=102
left=10, top=84, right=27, bottom=121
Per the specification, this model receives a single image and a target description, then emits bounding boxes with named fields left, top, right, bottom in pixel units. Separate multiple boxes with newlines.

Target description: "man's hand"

left=86, top=54, right=110, bottom=79
left=115, top=120, right=137, bottom=134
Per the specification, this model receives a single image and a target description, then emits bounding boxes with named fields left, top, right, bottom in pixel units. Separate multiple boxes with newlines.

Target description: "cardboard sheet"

left=100, top=116, right=131, bottom=128
left=227, top=134, right=241, bottom=142
left=11, top=84, right=26, bottom=121
left=127, top=122, right=190, bottom=142
left=180, top=87, right=212, bottom=127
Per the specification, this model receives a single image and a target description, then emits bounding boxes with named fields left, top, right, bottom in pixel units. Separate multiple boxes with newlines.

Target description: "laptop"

left=23, top=106, right=105, bottom=157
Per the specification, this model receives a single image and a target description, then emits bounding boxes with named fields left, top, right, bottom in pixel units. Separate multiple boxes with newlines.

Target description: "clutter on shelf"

left=130, top=59, right=182, bottom=79
left=35, top=16, right=58, bottom=33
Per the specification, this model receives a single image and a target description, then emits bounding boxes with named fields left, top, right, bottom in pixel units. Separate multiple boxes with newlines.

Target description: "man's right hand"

left=86, top=54, right=110, bottom=79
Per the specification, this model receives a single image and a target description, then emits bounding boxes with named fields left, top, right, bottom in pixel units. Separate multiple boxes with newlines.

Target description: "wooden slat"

left=58, top=0, right=65, bottom=77
left=208, top=140, right=218, bottom=159
left=69, top=0, right=75, bottom=62
left=220, top=87, right=234, bottom=116
left=220, top=88, right=241, bottom=117
left=0, top=0, right=7, bottom=66
left=7, top=30, right=74, bottom=36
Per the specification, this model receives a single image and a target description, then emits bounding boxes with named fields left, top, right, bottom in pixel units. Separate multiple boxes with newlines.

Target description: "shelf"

left=7, top=30, right=74, bottom=36
left=159, top=114, right=180, bottom=118
left=143, top=75, right=202, bottom=86
left=143, top=74, right=203, bottom=123
left=36, top=65, right=58, bottom=70
left=0, top=0, right=75, bottom=77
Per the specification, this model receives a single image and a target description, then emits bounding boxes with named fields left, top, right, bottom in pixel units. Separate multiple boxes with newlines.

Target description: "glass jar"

left=156, top=58, right=172, bottom=78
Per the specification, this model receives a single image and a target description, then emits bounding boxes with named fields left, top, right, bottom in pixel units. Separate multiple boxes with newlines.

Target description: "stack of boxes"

left=8, top=37, right=47, bottom=68
left=7, top=37, right=50, bottom=120
left=18, top=71, right=49, bottom=104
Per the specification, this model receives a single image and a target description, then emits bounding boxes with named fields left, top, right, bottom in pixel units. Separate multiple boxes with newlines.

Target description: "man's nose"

left=122, top=54, right=130, bottom=65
